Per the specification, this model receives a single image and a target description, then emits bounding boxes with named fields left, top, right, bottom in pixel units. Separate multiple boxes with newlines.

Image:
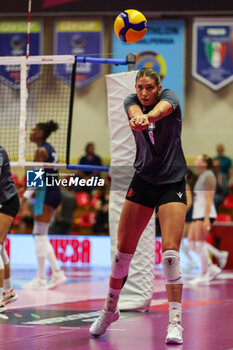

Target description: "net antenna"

left=26, top=0, right=32, bottom=59
left=19, top=0, right=32, bottom=167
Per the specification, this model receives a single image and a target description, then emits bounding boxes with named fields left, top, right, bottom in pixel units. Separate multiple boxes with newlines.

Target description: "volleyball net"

left=0, top=54, right=135, bottom=171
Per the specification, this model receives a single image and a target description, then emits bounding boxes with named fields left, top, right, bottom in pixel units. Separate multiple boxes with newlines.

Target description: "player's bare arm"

left=147, top=100, right=173, bottom=123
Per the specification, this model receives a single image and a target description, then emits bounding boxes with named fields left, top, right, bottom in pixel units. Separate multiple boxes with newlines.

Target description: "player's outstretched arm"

left=147, top=100, right=173, bottom=123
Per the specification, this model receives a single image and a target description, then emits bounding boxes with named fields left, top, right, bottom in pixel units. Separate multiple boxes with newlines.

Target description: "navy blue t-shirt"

left=79, top=155, right=102, bottom=176
left=124, top=89, right=187, bottom=185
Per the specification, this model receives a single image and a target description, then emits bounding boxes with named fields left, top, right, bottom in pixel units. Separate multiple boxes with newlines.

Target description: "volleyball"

left=114, top=9, right=147, bottom=44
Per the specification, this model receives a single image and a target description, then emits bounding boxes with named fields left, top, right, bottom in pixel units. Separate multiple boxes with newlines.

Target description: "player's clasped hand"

left=129, top=115, right=149, bottom=131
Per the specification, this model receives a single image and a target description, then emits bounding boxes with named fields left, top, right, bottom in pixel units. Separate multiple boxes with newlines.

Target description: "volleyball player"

left=23, top=121, right=67, bottom=290
left=90, top=68, right=187, bottom=344
left=188, top=154, right=221, bottom=285
left=181, top=170, right=198, bottom=273
left=0, top=146, right=20, bottom=312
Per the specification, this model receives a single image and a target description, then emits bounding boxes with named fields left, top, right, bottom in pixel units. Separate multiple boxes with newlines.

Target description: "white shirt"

left=192, top=170, right=217, bottom=219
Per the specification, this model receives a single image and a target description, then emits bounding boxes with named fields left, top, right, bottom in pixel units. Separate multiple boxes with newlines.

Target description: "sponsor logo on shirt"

left=127, top=187, right=134, bottom=198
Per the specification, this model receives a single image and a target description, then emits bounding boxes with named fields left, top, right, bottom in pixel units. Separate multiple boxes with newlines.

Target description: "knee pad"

left=33, top=221, right=50, bottom=236
left=34, top=235, right=52, bottom=258
left=33, top=221, right=52, bottom=258
left=162, top=250, right=183, bottom=285
left=1, top=247, right=9, bottom=265
left=111, top=250, right=133, bottom=280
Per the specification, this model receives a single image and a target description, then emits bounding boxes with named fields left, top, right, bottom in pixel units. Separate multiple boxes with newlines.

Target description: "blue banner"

left=112, top=19, right=185, bottom=111
left=0, top=21, right=42, bottom=89
left=192, top=18, right=233, bottom=91
left=54, top=20, right=103, bottom=88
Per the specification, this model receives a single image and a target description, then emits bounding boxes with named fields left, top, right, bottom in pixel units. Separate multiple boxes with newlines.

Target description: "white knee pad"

left=111, top=250, right=134, bottom=280
left=34, top=235, right=53, bottom=258
left=1, top=247, right=9, bottom=265
left=33, top=221, right=52, bottom=258
left=162, top=250, right=183, bottom=285
left=33, top=221, right=50, bottom=236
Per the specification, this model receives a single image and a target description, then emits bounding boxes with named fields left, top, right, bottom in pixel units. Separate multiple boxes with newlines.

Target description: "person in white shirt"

left=188, top=154, right=222, bottom=285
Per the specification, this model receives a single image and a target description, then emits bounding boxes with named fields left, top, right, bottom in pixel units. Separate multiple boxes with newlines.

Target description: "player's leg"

left=23, top=204, right=66, bottom=289
left=90, top=199, right=154, bottom=336
left=181, top=207, right=198, bottom=272
left=188, top=220, right=221, bottom=285
left=37, top=205, right=67, bottom=289
left=2, top=245, right=18, bottom=304
left=195, top=220, right=210, bottom=274
left=0, top=242, right=5, bottom=312
left=0, top=214, right=16, bottom=311
left=42, top=190, right=67, bottom=288
left=206, top=242, right=229, bottom=269
left=195, top=221, right=221, bottom=282
left=187, top=220, right=209, bottom=286
left=159, top=202, right=186, bottom=344
left=0, top=195, right=20, bottom=309
left=188, top=220, right=209, bottom=274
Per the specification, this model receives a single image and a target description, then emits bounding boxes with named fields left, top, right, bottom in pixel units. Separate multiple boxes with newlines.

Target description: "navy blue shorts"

left=192, top=218, right=215, bottom=224
left=125, top=172, right=187, bottom=209
left=0, top=193, right=20, bottom=218
left=44, top=188, right=61, bottom=209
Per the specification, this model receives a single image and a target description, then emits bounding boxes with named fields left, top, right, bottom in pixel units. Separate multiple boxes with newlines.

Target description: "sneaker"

left=3, top=288, right=18, bottom=304
left=205, top=264, right=221, bottom=282
left=183, top=261, right=198, bottom=273
left=189, top=265, right=222, bottom=286
left=89, top=309, right=120, bottom=337
left=188, top=274, right=207, bottom=286
left=0, top=299, right=6, bottom=313
left=218, top=251, right=229, bottom=269
left=22, top=277, right=48, bottom=290
left=165, top=320, right=183, bottom=344
left=47, top=270, right=67, bottom=289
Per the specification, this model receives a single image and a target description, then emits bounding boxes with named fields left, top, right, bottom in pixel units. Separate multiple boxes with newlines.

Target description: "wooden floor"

left=1, top=266, right=233, bottom=349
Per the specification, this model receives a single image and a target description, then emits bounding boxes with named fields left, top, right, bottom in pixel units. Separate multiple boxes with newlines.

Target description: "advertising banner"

left=6, top=235, right=199, bottom=271
left=54, top=20, right=103, bottom=88
left=0, top=21, right=42, bottom=89
left=112, top=19, right=185, bottom=111
left=192, top=18, right=233, bottom=90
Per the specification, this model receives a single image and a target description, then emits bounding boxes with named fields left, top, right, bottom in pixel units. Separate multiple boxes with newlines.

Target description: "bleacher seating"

left=75, top=192, right=91, bottom=207
left=220, top=194, right=233, bottom=209
left=215, top=213, right=232, bottom=222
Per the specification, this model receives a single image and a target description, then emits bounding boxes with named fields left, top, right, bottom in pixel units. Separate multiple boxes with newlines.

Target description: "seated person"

left=76, top=142, right=103, bottom=193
